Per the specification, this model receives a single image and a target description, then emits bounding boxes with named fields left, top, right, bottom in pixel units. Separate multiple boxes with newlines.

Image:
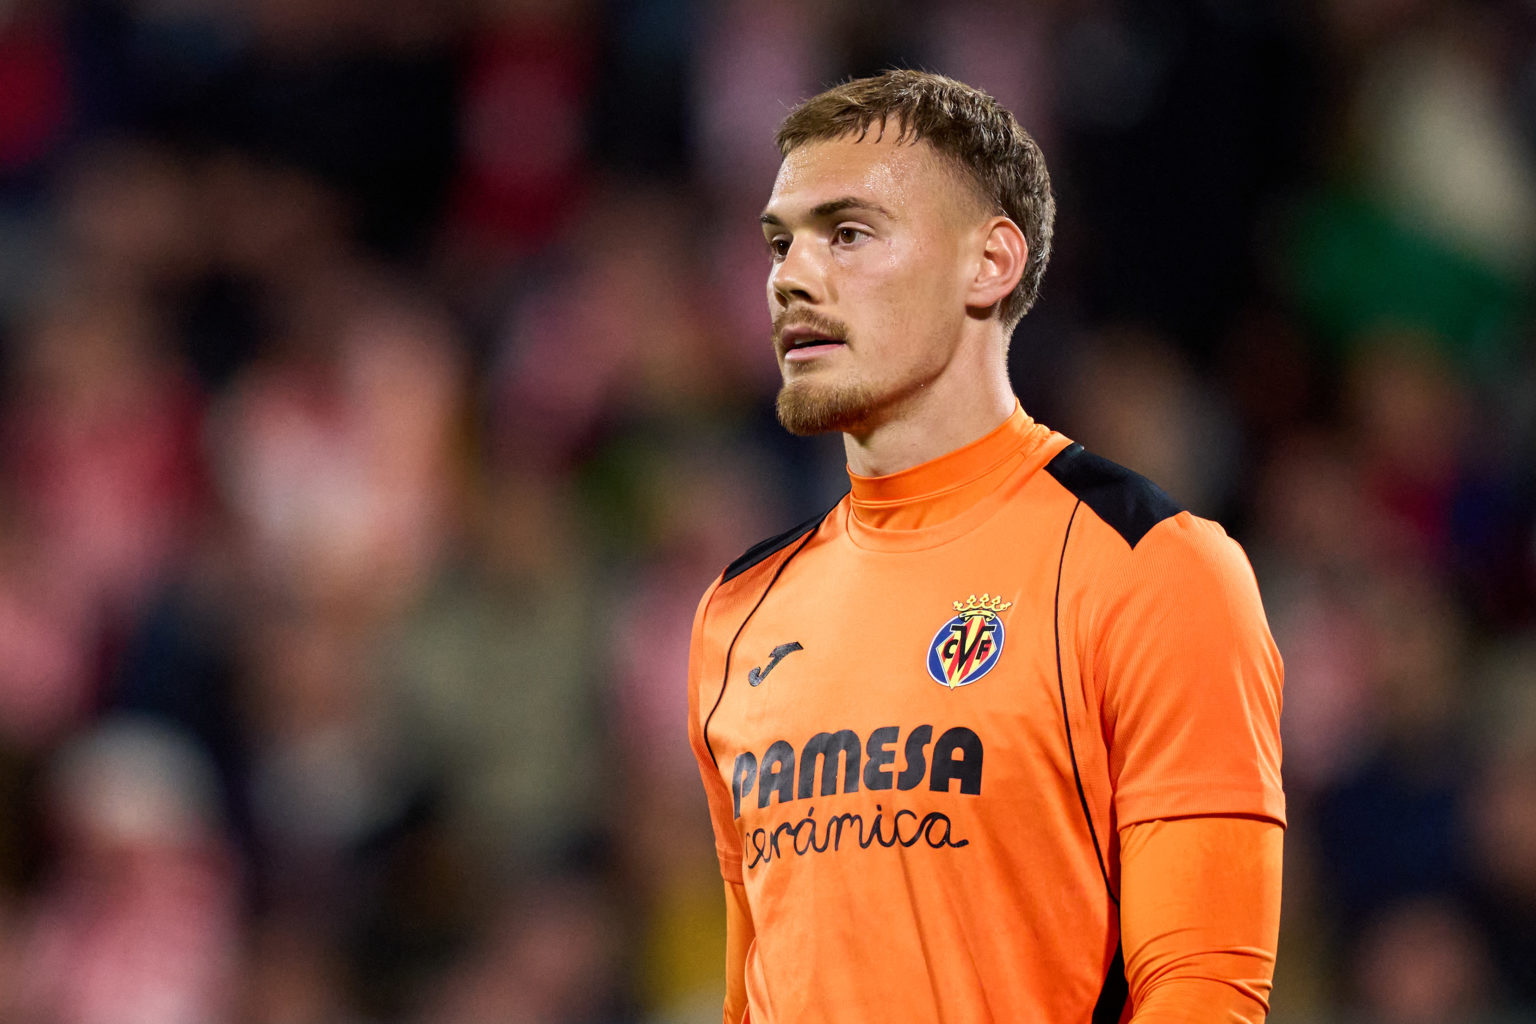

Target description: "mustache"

left=772, top=310, right=850, bottom=352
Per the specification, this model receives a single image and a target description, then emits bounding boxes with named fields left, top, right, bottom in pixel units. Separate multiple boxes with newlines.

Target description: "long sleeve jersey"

left=688, top=403, right=1285, bottom=1023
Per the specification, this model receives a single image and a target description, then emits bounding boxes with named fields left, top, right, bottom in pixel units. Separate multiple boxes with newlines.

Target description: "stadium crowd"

left=0, top=0, right=1532, bottom=1021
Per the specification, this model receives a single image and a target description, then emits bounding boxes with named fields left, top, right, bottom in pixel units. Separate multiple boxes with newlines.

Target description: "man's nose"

left=770, top=240, right=821, bottom=305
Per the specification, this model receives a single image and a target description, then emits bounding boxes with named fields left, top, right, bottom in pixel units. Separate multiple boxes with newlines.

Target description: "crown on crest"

left=953, top=593, right=1013, bottom=617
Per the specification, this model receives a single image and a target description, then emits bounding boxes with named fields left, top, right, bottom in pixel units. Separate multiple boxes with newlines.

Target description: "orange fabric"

left=687, top=404, right=1285, bottom=1023
left=846, top=410, right=1043, bottom=530
left=723, top=880, right=754, bottom=1024
left=723, top=818, right=1282, bottom=1024
left=1120, top=817, right=1283, bottom=1022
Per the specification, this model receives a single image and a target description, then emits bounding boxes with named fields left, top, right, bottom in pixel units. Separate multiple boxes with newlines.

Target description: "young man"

left=687, top=70, right=1284, bottom=1024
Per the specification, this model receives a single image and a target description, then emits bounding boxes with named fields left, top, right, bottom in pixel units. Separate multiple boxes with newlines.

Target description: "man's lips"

left=778, top=325, right=847, bottom=355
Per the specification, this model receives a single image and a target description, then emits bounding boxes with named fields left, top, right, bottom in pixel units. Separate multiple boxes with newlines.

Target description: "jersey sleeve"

left=1120, top=816, right=1282, bottom=1022
left=688, top=576, right=747, bottom=883
left=1095, top=513, right=1285, bottom=828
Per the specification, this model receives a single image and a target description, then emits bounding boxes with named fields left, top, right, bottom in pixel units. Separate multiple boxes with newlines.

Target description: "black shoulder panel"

left=720, top=499, right=842, bottom=583
left=1045, top=443, right=1182, bottom=549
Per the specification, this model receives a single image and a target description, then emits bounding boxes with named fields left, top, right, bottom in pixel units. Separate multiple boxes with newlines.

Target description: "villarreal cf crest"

left=927, top=593, right=1013, bottom=688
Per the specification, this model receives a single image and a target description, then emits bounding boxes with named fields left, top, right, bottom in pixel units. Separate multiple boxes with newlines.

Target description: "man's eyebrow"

left=759, top=197, right=896, bottom=226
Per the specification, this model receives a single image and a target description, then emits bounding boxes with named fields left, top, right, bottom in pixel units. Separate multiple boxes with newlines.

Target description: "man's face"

left=761, top=132, right=982, bottom=436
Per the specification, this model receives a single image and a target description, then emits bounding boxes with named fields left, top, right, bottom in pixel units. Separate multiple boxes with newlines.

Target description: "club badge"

left=927, top=593, right=1012, bottom=688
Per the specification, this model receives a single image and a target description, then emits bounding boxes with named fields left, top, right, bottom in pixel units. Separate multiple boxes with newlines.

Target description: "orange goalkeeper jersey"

left=686, top=404, right=1285, bottom=1023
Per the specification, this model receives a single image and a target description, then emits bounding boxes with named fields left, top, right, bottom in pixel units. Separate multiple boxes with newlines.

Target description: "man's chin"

left=775, top=379, right=877, bottom=436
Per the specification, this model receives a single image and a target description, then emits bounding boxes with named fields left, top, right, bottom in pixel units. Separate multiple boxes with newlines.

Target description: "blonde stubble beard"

left=774, top=375, right=880, bottom=436
left=773, top=320, right=962, bottom=438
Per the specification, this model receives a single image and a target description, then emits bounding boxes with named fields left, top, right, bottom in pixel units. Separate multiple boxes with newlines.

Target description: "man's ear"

left=966, top=216, right=1028, bottom=315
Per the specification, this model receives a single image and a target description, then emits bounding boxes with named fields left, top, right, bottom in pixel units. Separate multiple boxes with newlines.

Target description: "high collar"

left=847, top=402, right=1058, bottom=533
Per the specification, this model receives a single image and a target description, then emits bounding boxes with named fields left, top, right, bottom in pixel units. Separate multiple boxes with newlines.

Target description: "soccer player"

left=686, top=70, right=1284, bottom=1023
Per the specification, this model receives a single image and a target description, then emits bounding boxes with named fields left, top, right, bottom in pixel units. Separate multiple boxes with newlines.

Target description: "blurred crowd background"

left=0, top=0, right=1532, bottom=1021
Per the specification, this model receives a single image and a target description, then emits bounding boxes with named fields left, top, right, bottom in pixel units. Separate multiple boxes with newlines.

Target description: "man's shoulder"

left=720, top=498, right=843, bottom=584
left=688, top=497, right=843, bottom=656
left=1038, top=443, right=1262, bottom=609
left=695, top=496, right=845, bottom=617
left=1040, top=441, right=1184, bottom=551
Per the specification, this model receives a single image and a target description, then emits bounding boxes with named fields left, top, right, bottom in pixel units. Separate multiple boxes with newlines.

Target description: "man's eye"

left=768, top=238, right=791, bottom=260
left=836, top=227, right=864, bottom=244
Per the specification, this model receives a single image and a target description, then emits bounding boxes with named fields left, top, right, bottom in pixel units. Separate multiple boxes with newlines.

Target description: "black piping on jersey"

left=1053, top=499, right=1117, bottom=906
left=1056, top=498, right=1130, bottom=1022
left=703, top=506, right=834, bottom=767
left=1044, top=442, right=1182, bottom=549
left=1046, top=443, right=1180, bottom=1021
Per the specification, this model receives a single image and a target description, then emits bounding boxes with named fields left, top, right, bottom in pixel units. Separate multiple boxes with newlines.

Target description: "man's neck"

left=842, top=367, right=1017, bottom=477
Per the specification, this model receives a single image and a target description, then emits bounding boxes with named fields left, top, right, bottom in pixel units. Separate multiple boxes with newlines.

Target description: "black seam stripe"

left=1091, top=942, right=1129, bottom=1024
left=1053, top=499, right=1118, bottom=906
left=1055, top=499, right=1128, bottom=1018
left=1044, top=443, right=1182, bottom=550
left=703, top=528, right=820, bottom=768
left=721, top=499, right=843, bottom=582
